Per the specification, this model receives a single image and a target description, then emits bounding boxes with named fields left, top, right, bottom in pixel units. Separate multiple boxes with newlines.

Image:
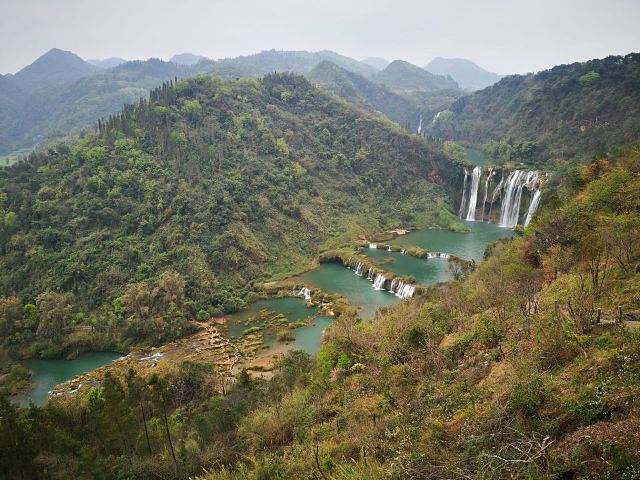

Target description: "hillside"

left=170, top=53, right=208, bottom=65
left=0, top=73, right=457, bottom=353
left=4, top=143, right=640, bottom=479
left=308, top=61, right=462, bottom=131
left=87, top=57, right=128, bottom=69
left=9, top=48, right=99, bottom=94
left=6, top=59, right=196, bottom=152
left=430, top=53, right=640, bottom=164
left=375, top=59, right=459, bottom=92
left=361, top=56, right=390, bottom=70
left=208, top=49, right=378, bottom=78
left=425, top=57, right=502, bottom=91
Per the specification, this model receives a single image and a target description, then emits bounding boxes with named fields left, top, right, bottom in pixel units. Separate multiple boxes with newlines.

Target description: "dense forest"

left=430, top=53, right=640, bottom=164
left=2, top=143, right=640, bottom=479
left=0, top=72, right=458, bottom=359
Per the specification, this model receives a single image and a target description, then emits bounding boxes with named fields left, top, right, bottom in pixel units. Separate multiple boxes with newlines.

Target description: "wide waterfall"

left=387, top=278, right=415, bottom=299
left=465, top=166, right=482, bottom=221
left=524, top=189, right=542, bottom=227
left=458, top=169, right=469, bottom=219
left=369, top=243, right=377, bottom=249
left=372, top=273, right=386, bottom=290
left=354, top=262, right=364, bottom=276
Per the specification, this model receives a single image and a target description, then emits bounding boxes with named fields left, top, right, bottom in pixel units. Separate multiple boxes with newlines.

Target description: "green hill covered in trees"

left=430, top=53, right=640, bottom=164
left=0, top=72, right=458, bottom=356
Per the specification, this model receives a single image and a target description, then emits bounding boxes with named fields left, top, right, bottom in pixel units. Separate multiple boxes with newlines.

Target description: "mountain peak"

left=14, top=48, right=98, bottom=93
left=375, top=60, right=459, bottom=92
left=424, top=57, right=501, bottom=91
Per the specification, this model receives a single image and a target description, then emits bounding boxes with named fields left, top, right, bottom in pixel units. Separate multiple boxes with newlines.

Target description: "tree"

left=0, top=296, right=21, bottom=338
left=35, top=292, right=73, bottom=340
left=148, top=373, right=178, bottom=471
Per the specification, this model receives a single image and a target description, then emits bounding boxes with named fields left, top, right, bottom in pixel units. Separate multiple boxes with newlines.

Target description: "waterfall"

left=401, top=249, right=405, bottom=255
left=389, top=278, right=398, bottom=292
left=427, top=252, right=450, bottom=259
left=354, top=262, right=363, bottom=276
left=369, top=243, right=377, bottom=249
left=524, top=189, right=542, bottom=227
left=387, top=246, right=391, bottom=252
left=499, top=171, right=539, bottom=228
left=372, top=273, right=386, bottom=290
left=366, top=267, right=374, bottom=281
left=481, top=168, right=494, bottom=221
left=299, top=287, right=311, bottom=300
left=465, top=166, right=482, bottom=221
left=458, top=169, right=469, bottom=219
left=394, top=282, right=415, bottom=300
left=417, top=115, right=423, bottom=135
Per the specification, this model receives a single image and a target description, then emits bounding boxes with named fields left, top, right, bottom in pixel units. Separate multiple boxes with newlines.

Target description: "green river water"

left=16, top=222, right=512, bottom=405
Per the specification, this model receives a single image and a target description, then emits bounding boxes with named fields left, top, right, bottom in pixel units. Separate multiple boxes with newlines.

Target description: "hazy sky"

left=1, top=0, right=639, bottom=75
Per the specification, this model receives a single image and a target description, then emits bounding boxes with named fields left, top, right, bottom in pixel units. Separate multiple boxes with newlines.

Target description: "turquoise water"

left=392, top=220, right=514, bottom=261
left=13, top=352, right=121, bottom=407
left=225, top=297, right=330, bottom=354
left=298, top=263, right=399, bottom=318
left=364, top=248, right=452, bottom=284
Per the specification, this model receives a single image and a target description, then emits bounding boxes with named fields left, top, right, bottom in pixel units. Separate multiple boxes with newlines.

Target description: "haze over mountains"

left=425, top=57, right=502, bottom=91
left=0, top=47, right=501, bottom=155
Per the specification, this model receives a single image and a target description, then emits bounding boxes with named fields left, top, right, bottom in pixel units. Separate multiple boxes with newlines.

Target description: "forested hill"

left=430, top=53, right=640, bottom=164
left=0, top=73, right=457, bottom=344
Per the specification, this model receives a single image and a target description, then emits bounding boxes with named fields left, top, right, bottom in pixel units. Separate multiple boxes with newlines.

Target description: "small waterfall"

left=524, top=189, right=542, bottom=227
left=366, top=267, right=374, bottom=281
left=481, top=167, right=494, bottom=221
left=417, top=115, right=423, bottom=135
left=389, top=278, right=398, bottom=292
left=427, top=252, right=450, bottom=259
left=458, top=169, right=469, bottom=219
left=369, top=243, right=377, bottom=249
left=401, top=249, right=405, bottom=255
left=299, top=287, right=311, bottom=300
left=394, top=281, right=415, bottom=300
left=465, top=166, right=482, bottom=221
left=387, top=246, right=391, bottom=252
left=372, top=273, right=386, bottom=290
left=354, top=262, right=364, bottom=276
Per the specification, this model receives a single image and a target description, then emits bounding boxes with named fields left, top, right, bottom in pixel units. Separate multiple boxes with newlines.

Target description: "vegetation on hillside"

left=0, top=72, right=457, bottom=359
left=430, top=53, right=640, bottom=164
left=374, top=60, right=459, bottom=92
left=3, top=144, right=640, bottom=479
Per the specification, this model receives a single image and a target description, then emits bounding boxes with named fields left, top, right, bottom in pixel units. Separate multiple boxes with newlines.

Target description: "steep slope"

left=308, top=61, right=461, bottom=131
left=209, top=49, right=378, bottom=78
left=430, top=53, right=640, bottom=163
left=10, top=48, right=99, bottom=94
left=0, top=73, right=457, bottom=329
left=425, top=56, right=502, bottom=91
left=374, top=59, right=459, bottom=92
left=86, top=57, right=128, bottom=69
left=170, top=53, right=208, bottom=65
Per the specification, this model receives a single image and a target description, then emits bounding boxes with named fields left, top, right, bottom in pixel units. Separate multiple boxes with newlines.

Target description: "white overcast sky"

left=1, top=0, right=639, bottom=74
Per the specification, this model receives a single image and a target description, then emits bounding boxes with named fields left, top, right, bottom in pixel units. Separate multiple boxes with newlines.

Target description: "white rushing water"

left=465, top=166, right=482, bottom=221
left=499, top=170, right=539, bottom=227
left=372, top=273, right=386, bottom=290
left=369, top=243, right=377, bottom=249
left=299, top=287, right=311, bottom=300
left=524, top=189, right=542, bottom=227
left=417, top=115, right=423, bottom=135
left=458, top=169, right=469, bottom=219
left=354, top=262, right=364, bottom=276
left=481, top=167, right=494, bottom=221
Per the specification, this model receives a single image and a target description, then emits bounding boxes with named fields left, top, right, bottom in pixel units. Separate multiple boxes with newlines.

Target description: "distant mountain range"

left=424, top=57, right=502, bottom=91
left=0, top=48, right=495, bottom=155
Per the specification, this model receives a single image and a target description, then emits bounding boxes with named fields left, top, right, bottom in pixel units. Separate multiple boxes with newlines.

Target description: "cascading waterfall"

left=524, top=189, right=542, bottom=227
left=417, top=115, right=423, bottom=135
left=366, top=267, right=374, bottom=281
left=499, top=170, right=539, bottom=227
left=372, top=273, right=386, bottom=290
left=389, top=278, right=398, bottom=292
left=481, top=168, right=495, bottom=221
left=427, top=252, right=450, bottom=259
left=465, top=166, right=482, bottom=221
left=369, top=243, right=377, bottom=249
left=387, top=246, right=391, bottom=252
left=458, top=169, right=469, bottom=219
